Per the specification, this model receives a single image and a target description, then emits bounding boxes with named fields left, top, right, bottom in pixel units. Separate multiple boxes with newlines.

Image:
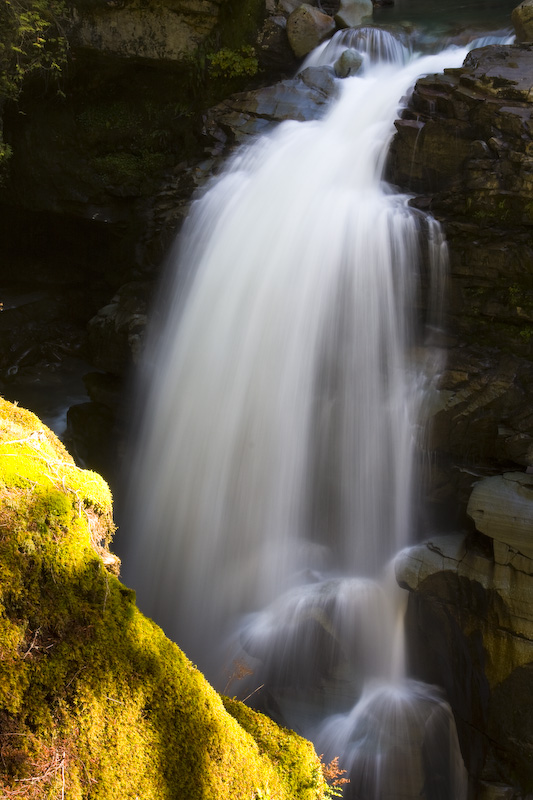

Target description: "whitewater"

left=122, top=29, right=511, bottom=797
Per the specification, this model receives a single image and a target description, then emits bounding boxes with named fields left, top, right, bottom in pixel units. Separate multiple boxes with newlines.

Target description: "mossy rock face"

left=0, top=397, right=326, bottom=799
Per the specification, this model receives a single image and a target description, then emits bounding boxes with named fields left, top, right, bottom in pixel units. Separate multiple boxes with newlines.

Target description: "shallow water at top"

left=373, top=0, right=517, bottom=36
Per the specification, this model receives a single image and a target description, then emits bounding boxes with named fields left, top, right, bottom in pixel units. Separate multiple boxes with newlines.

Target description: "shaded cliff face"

left=387, top=42, right=533, bottom=796
left=388, top=43, right=533, bottom=518
left=0, top=0, right=275, bottom=471
left=396, top=530, right=533, bottom=795
left=70, top=0, right=226, bottom=61
left=0, top=0, right=348, bottom=475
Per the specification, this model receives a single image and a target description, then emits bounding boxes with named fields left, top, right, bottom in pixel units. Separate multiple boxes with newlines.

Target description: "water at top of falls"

left=299, top=26, right=414, bottom=71
left=120, top=28, right=509, bottom=797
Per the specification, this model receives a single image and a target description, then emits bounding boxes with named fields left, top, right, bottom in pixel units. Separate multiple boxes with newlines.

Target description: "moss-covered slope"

left=0, top=396, right=326, bottom=800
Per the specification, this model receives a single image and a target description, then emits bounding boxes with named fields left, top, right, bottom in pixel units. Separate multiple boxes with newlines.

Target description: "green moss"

left=93, top=151, right=168, bottom=189
left=182, top=0, right=265, bottom=106
left=223, top=698, right=325, bottom=800
left=0, top=396, right=326, bottom=800
left=207, top=46, right=258, bottom=80
left=465, top=193, right=518, bottom=226
left=71, top=95, right=197, bottom=191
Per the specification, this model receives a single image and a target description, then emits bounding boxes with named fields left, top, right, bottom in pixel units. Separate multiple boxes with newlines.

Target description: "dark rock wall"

left=388, top=43, right=533, bottom=522
left=389, top=42, right=533, bottom=797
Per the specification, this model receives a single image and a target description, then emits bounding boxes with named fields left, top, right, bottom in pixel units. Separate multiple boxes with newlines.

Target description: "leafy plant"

left=207, top=45, right=258, bottom=80
left=320, top=755, right=350, bottom=798
left=0, top=0, right=69, bottom=176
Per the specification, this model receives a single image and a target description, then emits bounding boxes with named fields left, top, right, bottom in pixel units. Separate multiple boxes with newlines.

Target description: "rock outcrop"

left=0, top=396, right=328, bottom=800
left=388, top=43, right=533, bottom=516
left=201, top=64, right=338, bottom=149
left=396, top=529, right=533, bottom=794
left=388, top=39, right=533, bottom=796
left=467, top=471, right=533, bottom=559
left=70, top=0, right=225, bottom=62
left=286, top=3, right=336, bottom=57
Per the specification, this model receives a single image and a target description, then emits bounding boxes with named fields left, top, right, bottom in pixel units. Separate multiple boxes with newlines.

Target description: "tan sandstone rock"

left=286, top=3, right=335, bottom=58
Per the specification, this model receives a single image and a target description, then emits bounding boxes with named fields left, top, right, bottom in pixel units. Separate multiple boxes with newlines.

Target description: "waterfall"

left=123, top=32, right=476, bottom=798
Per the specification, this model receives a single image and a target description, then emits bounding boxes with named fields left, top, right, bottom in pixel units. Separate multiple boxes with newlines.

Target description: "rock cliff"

left=388, top=43, right=533, bottom=517
left=387, top=41, right=533, bottom=796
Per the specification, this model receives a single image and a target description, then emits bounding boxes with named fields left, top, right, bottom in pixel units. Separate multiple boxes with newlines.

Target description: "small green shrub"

left=207, top=45, right=258, bottom=80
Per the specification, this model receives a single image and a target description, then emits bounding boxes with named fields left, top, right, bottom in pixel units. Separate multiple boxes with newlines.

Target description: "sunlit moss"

left=0, top=396, right=327, bottom=799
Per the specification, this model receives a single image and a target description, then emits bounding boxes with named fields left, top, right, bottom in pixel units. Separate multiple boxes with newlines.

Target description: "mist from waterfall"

left=122, top=30, right=489, bottom=798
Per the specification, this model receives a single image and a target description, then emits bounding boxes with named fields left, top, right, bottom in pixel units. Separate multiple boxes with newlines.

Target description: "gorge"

left=1, top=1, right=533, bottom=798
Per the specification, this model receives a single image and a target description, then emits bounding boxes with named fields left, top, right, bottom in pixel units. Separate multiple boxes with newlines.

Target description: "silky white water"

left=123, top=31, right=483, bottom=797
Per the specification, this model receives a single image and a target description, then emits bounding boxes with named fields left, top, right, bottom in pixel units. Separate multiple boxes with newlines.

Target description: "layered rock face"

left=388, top=44, right=533, bottom=514
left=388, top=42, right=533, bottom=795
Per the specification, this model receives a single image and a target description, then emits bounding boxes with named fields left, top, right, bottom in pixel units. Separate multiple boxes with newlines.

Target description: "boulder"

left=202, top=65, right=338, bottom=149
left=256, top=15, right=300, bottom=72
left=334, top=0, right=373, bottom=28
left=334, top=48, right=363, bottom=77
left=512, top=0, right=533, bottom=42
left=286, top=4, right=336, bottom=58
left=467, top=472, right=533, bottom=559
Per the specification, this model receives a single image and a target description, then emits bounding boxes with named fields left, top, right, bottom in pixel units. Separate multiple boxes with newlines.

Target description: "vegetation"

left=185, top=0, right=264, bottom=105
left=74, top=98, right=186, bottom=193
left=207, top=46, right=259, bottom=81
left=0, top=0, right=69, bottom=178
left=0, top=396, right=329, bottom=799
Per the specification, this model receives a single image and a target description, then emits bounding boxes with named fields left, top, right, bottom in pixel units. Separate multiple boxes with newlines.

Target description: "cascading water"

left=122, top=25, right=507, bottom=798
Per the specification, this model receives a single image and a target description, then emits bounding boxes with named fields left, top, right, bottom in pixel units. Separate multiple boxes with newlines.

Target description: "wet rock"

left=396, top=532, right=533, bottom=791
left=286, top=3, right=336, bottom=58
left=477, top=783, right=517, bottom=800
left=334, top=48, right=363, bottom=77
left=389, top=44, right=533, bottom=195
left=84, top=371, right=124, bottom=411
left=256, top=15, right=300, bottom=73
left=388, top=44, right=533, bottom=522
left=87, top=281, right=152, bottom=377
left=202, top=66, right=338, bottom=149
left=467, top=472, right=533, bottom=559
left=512, top=0, right=533, bottom=42
left=334, top=0, right=373, bottom=28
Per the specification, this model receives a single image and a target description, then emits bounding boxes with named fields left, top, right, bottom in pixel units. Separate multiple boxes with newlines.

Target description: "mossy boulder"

left=0, top=396, right=327, bottom=799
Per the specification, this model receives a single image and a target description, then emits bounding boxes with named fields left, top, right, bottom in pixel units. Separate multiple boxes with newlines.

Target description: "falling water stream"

left=124, top=21, right=512, bottom=798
